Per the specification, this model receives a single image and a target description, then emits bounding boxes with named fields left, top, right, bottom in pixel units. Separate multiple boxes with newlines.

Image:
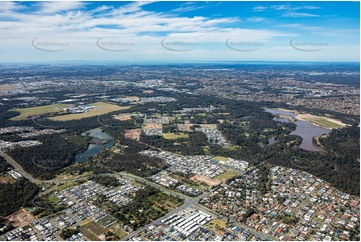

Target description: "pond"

left=75, top=128, right=114, bottom=162
left=265, top=108, right=330, bottom=152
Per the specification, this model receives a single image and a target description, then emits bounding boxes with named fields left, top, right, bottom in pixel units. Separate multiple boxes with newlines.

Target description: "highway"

left=0, top=150, right=91, bottom=186
left=0, top=150, right=43, bottom=184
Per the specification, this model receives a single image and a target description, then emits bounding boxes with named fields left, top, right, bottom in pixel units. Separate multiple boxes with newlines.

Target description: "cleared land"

left=10, top=103, right=68, bottom=120
left=177, top=124, right=194, bottom=132
left=162, top=133, right=189, bottom=140
left=97, top=215, right=117, bottom=228
left=190, top=174, right=222, bottom=186
left=124, top=129, right=141, bottom=141
left=0, top=174, right=15, bottom=184
left=119, top=96, right=140, bottom=101
left=80, top=221, right=106, bottom=241
left=200, top=124, right=218, bottom=129
left=113, top=113, right=132, bottom=121
left=297, top=113, right=346, bottom=129
left=6, top=209, right=35, bottom=227
left=50, top=102, right=129, bottom=121
left=142, top=122, right=162, bottom=130
left=0, top=84, right=15, bottom=91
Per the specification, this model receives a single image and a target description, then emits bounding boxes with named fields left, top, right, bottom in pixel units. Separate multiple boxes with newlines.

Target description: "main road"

left=0, top=150, right=43, bottom=184
left=0, top=150, right=91, bottom=186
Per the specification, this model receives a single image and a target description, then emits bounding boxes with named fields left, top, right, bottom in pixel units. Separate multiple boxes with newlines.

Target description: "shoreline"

left=275, top=108, right=347, bottom=130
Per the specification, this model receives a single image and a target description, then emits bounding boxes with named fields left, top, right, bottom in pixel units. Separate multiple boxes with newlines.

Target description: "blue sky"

left=0, top=1, right=359, bottom=63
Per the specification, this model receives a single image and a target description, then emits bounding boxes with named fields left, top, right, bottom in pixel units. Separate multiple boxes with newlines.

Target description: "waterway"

left=265, top=108, right=331, bottom=152
left=75, top=128, right=114, bottom=162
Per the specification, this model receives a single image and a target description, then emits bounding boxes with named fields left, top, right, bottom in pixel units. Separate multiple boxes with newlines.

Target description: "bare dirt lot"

left=0, top=84, right=15, bottom=91
left=124, top=129, right=141, bottom=141
left=0, top=174, right=15, bottom=184
left=7, top=209, right=35, bottom=227
left=190, top=175, right=222, bottom=186
left=113, top=113, right=132, bottom=121
left=200, top=124, right=218, bottom=129
left=177, top=124, right=194, bottom=132
left=143, top=122, right=162, bottom=130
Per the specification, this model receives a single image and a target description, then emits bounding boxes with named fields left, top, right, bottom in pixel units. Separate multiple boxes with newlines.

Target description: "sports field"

left=49, top=102, right=130, bottom=121
left=162, top=133, right=189, bottom=139
left=213, top=156, right=228, bottom=161
left=213, top=169, right=239, bottom=181
left=11, top=103, right=68, bottom=120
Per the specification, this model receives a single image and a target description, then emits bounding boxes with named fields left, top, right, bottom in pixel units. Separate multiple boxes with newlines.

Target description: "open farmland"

left=10, top=103, right=68, bottom=120
left=49, top=102, right=130, bottom=121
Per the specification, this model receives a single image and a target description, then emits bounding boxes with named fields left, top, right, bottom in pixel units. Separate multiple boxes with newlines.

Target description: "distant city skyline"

left=0, top=1, right=359, bottom=63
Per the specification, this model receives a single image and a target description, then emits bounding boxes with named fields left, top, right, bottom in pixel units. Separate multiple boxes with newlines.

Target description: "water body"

left=290, top=121, right=330, bottom=152
left=265, top=108, right=331, bottom=152
left=75, top=128, right=114, bottom=162
left=264, top=108, right=296, bottom=118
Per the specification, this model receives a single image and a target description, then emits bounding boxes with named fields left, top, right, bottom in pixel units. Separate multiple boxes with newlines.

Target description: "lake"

left=265, top=108, right=330, bottom=152
left=75, top=128, right=114, bottom=162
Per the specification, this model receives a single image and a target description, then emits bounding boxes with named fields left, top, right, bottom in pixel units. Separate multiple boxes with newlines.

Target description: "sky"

left=0, top=1, right=359, bottom=63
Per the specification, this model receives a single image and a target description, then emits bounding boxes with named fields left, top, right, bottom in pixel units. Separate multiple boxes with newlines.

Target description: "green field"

left=49, top=102, right=130, bottom=121
left=213, top=169, right=240, bottom=181
left=162, top=133, right=189, bottom=140
left=113, top=229, right=127, bottom=239
left=48, top=195, right=61, bottom=204
left=305, top=117, right=344, bottom=129
left=11, top=103, right=68, bottom=120
left=213, top=156, right=229, bottom=161
left=206, top=219, right=227, bottom=234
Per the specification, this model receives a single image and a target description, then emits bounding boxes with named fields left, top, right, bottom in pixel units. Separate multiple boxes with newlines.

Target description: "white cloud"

left=38, top=1, right=85, bottom=14
left=271, top=5, right=320, bottom=11
left=253, top=6, right=268, bottom=12
left=0, top=2, right=23, bottom=12
left=283, top=12, right=321, bottom=18
left=0, top=2, right=357, bottom=62
left=246, top=17, right=266, bottom=23
left=171, top=2, right=222, bottom=13
left=278, top=24, right=322, bottom=31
